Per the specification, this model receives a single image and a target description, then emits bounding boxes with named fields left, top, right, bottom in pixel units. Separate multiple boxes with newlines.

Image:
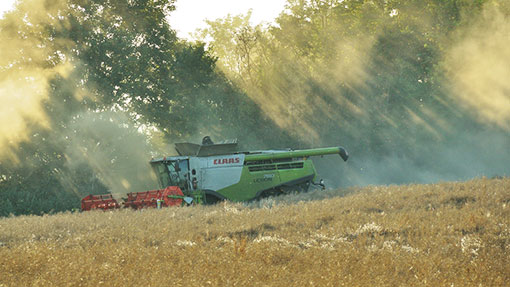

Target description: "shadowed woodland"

left=1, top=0, right=509, bottom=216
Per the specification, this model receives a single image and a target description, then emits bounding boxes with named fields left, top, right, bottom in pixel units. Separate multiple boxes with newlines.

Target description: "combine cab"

left=81, top=138, right=348, bottom=211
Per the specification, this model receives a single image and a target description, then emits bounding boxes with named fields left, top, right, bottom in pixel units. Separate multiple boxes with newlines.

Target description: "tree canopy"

left=0, top=0, right=292, bottom=216
left=198, top=0, right=510, bottom=185
left=1, top=0, right=509, bottom=216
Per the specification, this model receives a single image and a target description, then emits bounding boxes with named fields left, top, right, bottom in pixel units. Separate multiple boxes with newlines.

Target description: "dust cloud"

left=445, top=2, right=510, bottom=130
left=314, top=130, right=510, bottom=188
left=62, top=111, right=159, bottom=199
left=0, top=0, right=72, bottom=162
left=242, top=1, right=510, bottom=187
left=0, top=0, right=162, bottom=199
left=2, top=0, right=509, bottom=202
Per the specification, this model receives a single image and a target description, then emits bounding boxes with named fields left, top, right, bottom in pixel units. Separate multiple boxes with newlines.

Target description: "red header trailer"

left=81, top=186, right=185, bottom=211
left=81, top=194, right=120, bottom=211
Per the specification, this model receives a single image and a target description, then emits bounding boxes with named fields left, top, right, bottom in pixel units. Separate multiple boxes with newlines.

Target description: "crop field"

left=1, top=177, right=509, bottom=286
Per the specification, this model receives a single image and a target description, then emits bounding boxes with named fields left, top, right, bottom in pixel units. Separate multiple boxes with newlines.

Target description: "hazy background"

left=196, top=0, right=510, bottom=187
left=0, top=0, right=509, bottom=216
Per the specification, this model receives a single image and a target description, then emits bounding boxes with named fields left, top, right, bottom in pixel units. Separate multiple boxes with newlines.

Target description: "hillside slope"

left=1, top=178, right=509, bottom=286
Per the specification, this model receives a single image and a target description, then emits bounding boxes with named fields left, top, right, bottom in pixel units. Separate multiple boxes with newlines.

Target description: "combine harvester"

left=81, top=137, right=348, bottom=211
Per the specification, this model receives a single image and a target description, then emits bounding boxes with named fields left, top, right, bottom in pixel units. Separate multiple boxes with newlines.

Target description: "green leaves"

left=198, top=0, right=510, bottom=186
left=0, top=0, right=295, bottom=216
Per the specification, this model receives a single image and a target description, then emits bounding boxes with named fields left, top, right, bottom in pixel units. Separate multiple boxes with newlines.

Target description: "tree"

left=0, top=0, right=297, bottom=216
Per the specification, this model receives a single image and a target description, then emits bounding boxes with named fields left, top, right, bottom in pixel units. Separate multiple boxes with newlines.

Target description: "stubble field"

left=1, top=177, right=509, bottom=286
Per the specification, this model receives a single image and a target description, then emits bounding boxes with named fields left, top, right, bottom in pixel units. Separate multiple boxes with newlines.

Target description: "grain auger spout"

left=243, top=146, right=349, bottom=162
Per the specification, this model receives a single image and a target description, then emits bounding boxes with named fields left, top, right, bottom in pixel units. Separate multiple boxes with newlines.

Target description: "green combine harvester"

left=81, top=137, right=348, bottom=210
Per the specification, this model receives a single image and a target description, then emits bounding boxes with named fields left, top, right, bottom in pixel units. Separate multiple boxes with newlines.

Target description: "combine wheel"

left=204, top=194, right=223, bottom=205
left=258, top=188, right=283, bottom=199
left=258, top=181, right=312, bottom=200
left=280, top=182, right=311, bottom=194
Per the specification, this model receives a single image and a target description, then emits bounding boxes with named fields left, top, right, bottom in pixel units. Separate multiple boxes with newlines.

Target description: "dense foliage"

left=1, top=0, right=509, bottom=216
left=0, top=0, right=292, bottom=216
left=198, top=0, right=510, bottom=185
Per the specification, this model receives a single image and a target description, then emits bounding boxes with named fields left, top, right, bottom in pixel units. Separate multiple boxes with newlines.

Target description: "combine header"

left=81, top=186, right=193, bottom=211
left=81, top=137, right=348, bottom=211
left=81, top=194, right=119, bottom=211
left=123, top=186, right=188, bottom=209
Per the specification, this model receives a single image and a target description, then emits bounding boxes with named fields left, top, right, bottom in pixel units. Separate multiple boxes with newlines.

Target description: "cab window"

left=166, top=159, right=190, bottom=191
left=152, top=162, right=171, bottom=188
